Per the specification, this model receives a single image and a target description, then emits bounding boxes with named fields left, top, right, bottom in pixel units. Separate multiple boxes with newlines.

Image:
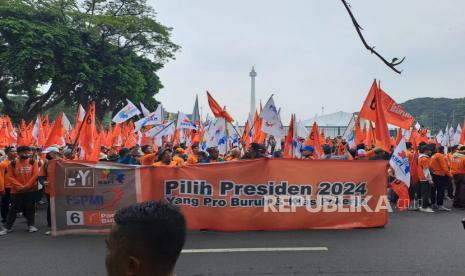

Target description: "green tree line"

left=0, top=0, right=179, bottom=123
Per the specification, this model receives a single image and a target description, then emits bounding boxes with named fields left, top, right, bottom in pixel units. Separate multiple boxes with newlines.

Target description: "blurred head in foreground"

left=106, top=201, right=186, bottom=276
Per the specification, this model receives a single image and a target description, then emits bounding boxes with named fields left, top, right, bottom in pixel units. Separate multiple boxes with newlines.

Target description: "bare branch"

left=341, top=0, right=405, bottom=74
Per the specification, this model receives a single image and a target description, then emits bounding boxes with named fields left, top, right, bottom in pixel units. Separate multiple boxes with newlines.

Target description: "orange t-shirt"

left=153, top=161, right=177, bottom=167
left=430, top=153, right=451, bottom=177
left=172, top=156, right=185, bottom=166
left=450, top=155, right=465, bottom=175
left=417, top=155, right=431, bottom=181
left=140, top=153, right=158, bottom=165
left=0, top=159, right=11, bottom=192
left=7, top=158, right=39, bottom=194
left=187, top=155, right=198, bottom=165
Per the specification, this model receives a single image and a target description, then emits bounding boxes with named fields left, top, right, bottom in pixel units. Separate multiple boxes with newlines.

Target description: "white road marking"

left=182, top=247, right=328, bottom=253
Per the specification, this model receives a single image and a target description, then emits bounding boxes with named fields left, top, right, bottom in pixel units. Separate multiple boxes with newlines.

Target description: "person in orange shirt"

left=172, top=148, right=186, bottom=166
left=429, top=146, right=452, bottom=211
left=40, top=146, right=63, bottom=235
left=417, top=144, right=434, bottom=212
left=1, top=146, right=17, bottom=224
left=0, top=146, right=39, bottom=235
left=450, top=145, right=465, bottom=208
left=225, top=148, right=241, bottom=161
left=186, top=143, right=201, bottom=164
left=140, top=145, right=158, bottom=165
left=153, top=149, right=177, bottom=167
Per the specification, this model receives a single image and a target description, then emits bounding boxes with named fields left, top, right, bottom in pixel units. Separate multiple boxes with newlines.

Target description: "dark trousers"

left=46, top=193, right=51, bottom=227
left=1, top=188, right=11, bottom=222
left=431, top=174, right=448, bottom=206
left=419, top=181, right=431, bottom=208
left=5, top=193, right=36, bottom=229
left=453, top=174, right=465, bottom=208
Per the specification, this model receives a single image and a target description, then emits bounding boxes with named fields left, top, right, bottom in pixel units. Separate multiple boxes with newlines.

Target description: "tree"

left=0, top=0, right=179, bottom=122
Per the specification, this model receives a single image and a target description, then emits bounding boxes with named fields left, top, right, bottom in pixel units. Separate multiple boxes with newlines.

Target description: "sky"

left=149, top=0, right=465, bottom=124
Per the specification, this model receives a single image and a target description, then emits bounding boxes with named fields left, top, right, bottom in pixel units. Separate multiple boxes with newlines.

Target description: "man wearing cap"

left=40, top=147, right=63, bottom=235
left=301, top=146, right=315, bottom=160
left=0, top=147, right=17, bottom=224
left=0, top=146, right=39, bottom=235
left=204, top=147, right=224, bottom=163
left=153, top=148, right=176, bottom=167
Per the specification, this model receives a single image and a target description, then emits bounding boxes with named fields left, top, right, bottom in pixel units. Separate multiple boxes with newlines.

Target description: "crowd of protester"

left=0, top=137, right=464, bottom=236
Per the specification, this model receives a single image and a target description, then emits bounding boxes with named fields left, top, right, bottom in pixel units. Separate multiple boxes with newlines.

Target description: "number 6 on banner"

left=66, top=211, right=84, bottom=226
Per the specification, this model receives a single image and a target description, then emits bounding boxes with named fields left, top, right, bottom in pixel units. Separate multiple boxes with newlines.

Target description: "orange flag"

left=391, top=179, right=410, bottom=211
left=44, top=113, right=65, bottom=148
left=283, top=114, right=295, bottom=158
left=42, top=114, right=51, bottom=139
left=77, top=102, right=97, bottom=159
left=252, top=112, right=264, bottom=143
left=17, top=120, right=32, bottom=146
left=373, top=83, right=391, bottom=152
left=241, top=121, right=251, bottom=148
left=359, top=80, right=414, bottom=129
left=364, top=124, right=374, bottom=149
left=206, top=91, right=234, bottom=123
left=88, top=131, right=103, bottom=162
left=124, top=121, right=138, bottom=148
left=395, top=128, right=403, bottom=146
left=305, top=122, right=323, bottom=159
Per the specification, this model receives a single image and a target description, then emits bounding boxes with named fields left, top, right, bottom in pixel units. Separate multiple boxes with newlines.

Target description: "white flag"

left=342, top=115, right=356, bottom=141
left=205, top=118, right=226, bottom=150
left=112, top=99, right=141, bottom=123
left=134, top=105, right=163, bottom=132
left=436, top=129, right=444, bottom=145
left=260, top=96, right=284, bottom=138
left=78, top=104, right=86, bottom=122
left=296, top=120, right=309, bottom=139
left=62, top=113, right=72, bottom=132
left=389, top=138, right=411, bottom=187
left=146, top=121, right=175, bottom=139
left=441, top=124, right=450, bottom=147
left=453, top=124, right=462, bottom=146
left=176, top=112, right=197, bottom=130
left=32, top=116, right=40, bottom=142
left=140, top=102, right=151, bottom=118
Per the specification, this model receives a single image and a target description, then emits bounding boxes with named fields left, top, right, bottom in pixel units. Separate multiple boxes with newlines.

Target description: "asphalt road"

left=1, top=203, right=465, bottom=276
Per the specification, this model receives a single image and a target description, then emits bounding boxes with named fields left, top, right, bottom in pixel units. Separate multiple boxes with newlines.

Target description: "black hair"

left=118, top=148, right=130, bottom=157
left=437, top=146, right=445, bottom=153
left=113, top=201, right=186, bottom=273
left=419, top=145, right=428, bottom=154
left=322, top=144, right=331, bottom=155
left=17, top=146, right=31, bottom=153
left=356, top=144, right=365, bottom=150
left=418, top=142, right=427, bottom=148
left=405, top=142, right=412, bottom=150
left=5, top=146, right=15, bottom=154
left=141, top=145, right=152, bottom=153
left=157, top=148, right=172, bottom=162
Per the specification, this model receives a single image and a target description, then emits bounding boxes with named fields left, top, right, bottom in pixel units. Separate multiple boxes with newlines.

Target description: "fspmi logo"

left=65, top=168, right=95, bottom=188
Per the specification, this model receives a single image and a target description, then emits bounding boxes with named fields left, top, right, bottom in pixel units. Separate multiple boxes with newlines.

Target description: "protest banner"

left=51, top=159, right=388, bottom=235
